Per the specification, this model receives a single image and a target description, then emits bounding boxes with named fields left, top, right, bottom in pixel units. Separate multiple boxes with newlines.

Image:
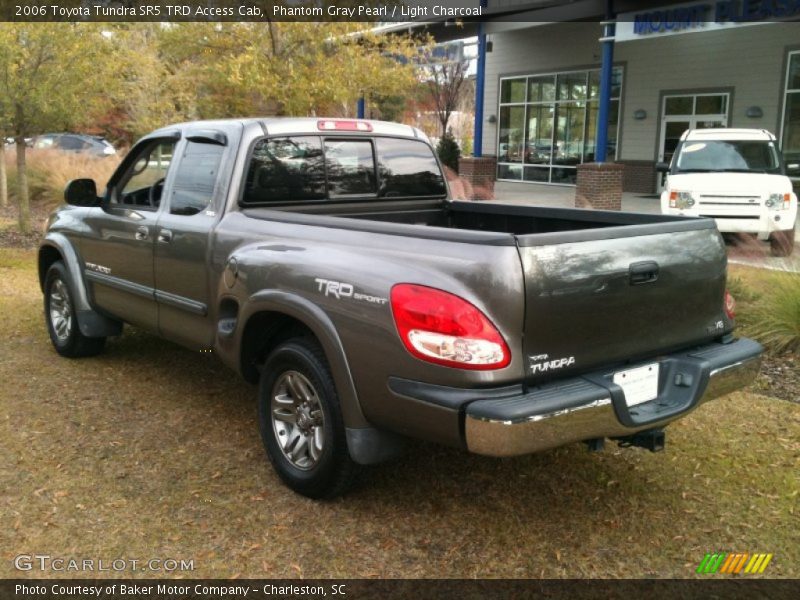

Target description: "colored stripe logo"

left=696, top=552, right=773, bottom=574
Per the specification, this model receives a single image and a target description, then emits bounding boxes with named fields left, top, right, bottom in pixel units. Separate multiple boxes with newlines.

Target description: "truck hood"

left=668, top=172, right=794, bottom=195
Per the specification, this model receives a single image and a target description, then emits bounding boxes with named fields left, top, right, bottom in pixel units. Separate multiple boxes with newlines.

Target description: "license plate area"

left=613, top=363, right=659, bottom=407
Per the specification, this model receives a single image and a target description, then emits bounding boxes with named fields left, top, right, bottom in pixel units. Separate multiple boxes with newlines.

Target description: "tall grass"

left=4, top=148, right=122, bottom=207
left=747, top=270, right=800, bottom=354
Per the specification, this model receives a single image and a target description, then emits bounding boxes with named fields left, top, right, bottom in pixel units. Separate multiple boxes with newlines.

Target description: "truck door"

left=154, top=127, right=237, bottom=349
left=81, top=137, right=179, bottom=331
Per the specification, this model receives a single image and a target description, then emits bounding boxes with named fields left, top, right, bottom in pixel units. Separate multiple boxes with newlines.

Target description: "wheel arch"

left=237, top=290, right=369, bottom=430
left=39, top=234, right=122, bottom=338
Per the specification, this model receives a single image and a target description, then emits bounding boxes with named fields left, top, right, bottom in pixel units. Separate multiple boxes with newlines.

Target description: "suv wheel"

left=769, top=227, right=795, bottom=257
left=258, top=338, right=359, bottom=499
left=44, top=261, right=106, bottom=357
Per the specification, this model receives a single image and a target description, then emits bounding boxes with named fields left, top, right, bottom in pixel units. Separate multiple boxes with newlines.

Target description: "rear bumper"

left=389, top=338, right=762, bottom=457
left=465, top=338, right=762, bottom=456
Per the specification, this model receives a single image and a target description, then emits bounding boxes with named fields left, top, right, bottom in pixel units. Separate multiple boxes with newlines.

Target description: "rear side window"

left=376, top=138, right=446, bottom=197
left=324, top=139, right=377, bottom=197
left=240, top=135, right=444, bottom=206
left=243, top=136, right=326, bottom=204
left=58, top=135, right=88, bottom=151
left=169, top=141, right=225, bottom=215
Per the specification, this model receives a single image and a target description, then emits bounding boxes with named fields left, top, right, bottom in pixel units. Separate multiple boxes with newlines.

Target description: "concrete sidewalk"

left=486, top=181, right=800, bottom=272
left=489, top=181, right=660, bottom=213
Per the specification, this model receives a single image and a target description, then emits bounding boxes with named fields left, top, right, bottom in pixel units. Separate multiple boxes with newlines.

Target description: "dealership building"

left=404, top=0, right=800, bottom=198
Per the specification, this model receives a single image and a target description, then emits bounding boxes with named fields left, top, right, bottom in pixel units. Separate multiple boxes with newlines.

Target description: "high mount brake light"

left=390, top=284, right=511, bottom=370
left=317, top=120, right=373, bottom=132
left=724, top=290, right=736, bottom=320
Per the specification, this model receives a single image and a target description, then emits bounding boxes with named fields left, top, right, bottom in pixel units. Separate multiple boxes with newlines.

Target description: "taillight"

left=724, top=290, right=736, bottom=320
left=390, top=284, right=511, bottom=370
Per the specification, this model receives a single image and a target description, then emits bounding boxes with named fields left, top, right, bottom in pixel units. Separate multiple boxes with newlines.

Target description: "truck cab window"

left=169, top=141, right=225, bottom=216
left=376, top=138, right=447, bottom=198
left=243, top=136, right=326, bottom=204
left=117, top=141, right=176, bottom=209
left=324, top=139, right=377, bottom=197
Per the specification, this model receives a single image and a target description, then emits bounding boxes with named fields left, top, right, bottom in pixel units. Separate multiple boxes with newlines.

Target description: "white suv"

left=659, top=129, right=797, bottom=256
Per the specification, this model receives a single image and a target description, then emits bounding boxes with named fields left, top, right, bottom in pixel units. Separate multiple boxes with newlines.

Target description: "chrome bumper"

left=464, top=338, right=762, bottom=457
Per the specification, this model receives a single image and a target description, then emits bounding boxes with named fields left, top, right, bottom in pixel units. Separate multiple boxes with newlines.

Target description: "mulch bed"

left=0, top=203, right=49, bottom=249
left=753, top=352, right=800, bottom=404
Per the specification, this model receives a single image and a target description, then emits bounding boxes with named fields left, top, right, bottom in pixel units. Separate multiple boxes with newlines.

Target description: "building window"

left=781, top=51, right=800, bottom=178
left=497, top=67, right=623, bottom=184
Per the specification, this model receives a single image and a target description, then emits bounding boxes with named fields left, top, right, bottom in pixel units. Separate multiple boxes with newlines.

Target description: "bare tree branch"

left=423, top=58, right=469, bottom=137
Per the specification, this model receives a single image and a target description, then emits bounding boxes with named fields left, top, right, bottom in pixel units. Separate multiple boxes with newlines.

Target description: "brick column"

left=618, top=160, right=656, bottom=194
left=457, top=156, right=496, bottom=201
left=575, top=162, right=624, bottom=210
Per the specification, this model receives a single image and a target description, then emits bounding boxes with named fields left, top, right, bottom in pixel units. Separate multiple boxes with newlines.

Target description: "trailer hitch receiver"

left=615, top=429, right=665, bottom=453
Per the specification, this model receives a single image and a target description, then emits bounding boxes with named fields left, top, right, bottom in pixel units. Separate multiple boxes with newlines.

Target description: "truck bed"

left=240, top=200, right=726, bottom=383
left=243, top=200, right=712, bottom=246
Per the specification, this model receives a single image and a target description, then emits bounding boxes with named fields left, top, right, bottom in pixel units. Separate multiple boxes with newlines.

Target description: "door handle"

left=157, top=229, right=173, bottom=243
left=135, top=226, right=149, bottom=241
left=629, top=261, right=659, bottom=285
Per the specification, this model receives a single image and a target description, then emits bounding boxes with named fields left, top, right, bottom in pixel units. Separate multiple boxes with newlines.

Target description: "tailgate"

left=517, top=225, right=730, bottom=383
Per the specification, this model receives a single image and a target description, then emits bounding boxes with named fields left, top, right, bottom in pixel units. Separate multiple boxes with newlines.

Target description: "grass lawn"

left=1, top=248, right=798, bottom=578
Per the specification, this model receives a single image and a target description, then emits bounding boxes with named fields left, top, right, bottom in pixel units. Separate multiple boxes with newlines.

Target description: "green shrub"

left=748, top=271, right=800, bottom=354
left=436, top=129, right=460, bottom=173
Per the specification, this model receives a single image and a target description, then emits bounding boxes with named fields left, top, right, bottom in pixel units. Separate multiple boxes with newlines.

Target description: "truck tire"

left=258, top=337, right=360, bottom=499
left=769, top=227, right=795, bottom=257
left=44, top=261, right=106, bottom=358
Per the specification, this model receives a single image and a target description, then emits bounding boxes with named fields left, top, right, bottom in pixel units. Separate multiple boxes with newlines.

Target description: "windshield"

left=672, top=140, right=782, bottom=174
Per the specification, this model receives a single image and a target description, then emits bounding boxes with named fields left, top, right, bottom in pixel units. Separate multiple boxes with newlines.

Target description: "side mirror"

left=64, top=178, right=100, bottom=207
left=655, top=162, right=670, bottom=173
left=786, top=162, right=800, bottom=176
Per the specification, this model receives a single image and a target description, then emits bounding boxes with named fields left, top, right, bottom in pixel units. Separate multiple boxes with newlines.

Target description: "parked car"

left=39, top=118, right=762, bottom=498
left=658, top=129, right=798, bottom=256
left=4, top=136, right=33, bottom=147
left=31, top=133, right=116, bottom=157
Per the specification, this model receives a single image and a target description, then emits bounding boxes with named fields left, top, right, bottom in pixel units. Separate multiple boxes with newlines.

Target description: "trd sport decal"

left=314, top=278, right=388, bottom=305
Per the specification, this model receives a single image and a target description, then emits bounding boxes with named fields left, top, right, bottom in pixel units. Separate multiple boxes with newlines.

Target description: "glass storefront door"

left=657, top=93, right=729, bottom=190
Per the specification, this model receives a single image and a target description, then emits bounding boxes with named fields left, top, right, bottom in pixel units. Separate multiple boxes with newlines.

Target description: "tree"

left=0, top=22, right=427, bottom=230
left=0, top=23, right=118, bottom=232
left=437, top=128, right=461, bottom=173
left=0, top=140, right=7, bottom=209
left=154, top=23, right=424, bottom=119
left=423, top=55, right=470, bottom=137
left=0, top=111, right=9, bottom=209
left=371, top=93, right=408, bottom=122
left=106, top=24, right=198, bottom=141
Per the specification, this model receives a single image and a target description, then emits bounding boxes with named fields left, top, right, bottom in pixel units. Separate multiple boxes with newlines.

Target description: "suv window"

left=116, top=141, right=176, bottom=209
left=324, top=139, right=376, bottom=197
left=376, top=138, right=446, bottom=197
left=169, top=141, right=225, bottom=216
left=243, top=136, right=326, bottom=204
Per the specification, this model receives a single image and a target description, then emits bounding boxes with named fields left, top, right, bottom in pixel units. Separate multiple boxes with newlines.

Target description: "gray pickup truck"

left=39, top=118, right=763, bottom=498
